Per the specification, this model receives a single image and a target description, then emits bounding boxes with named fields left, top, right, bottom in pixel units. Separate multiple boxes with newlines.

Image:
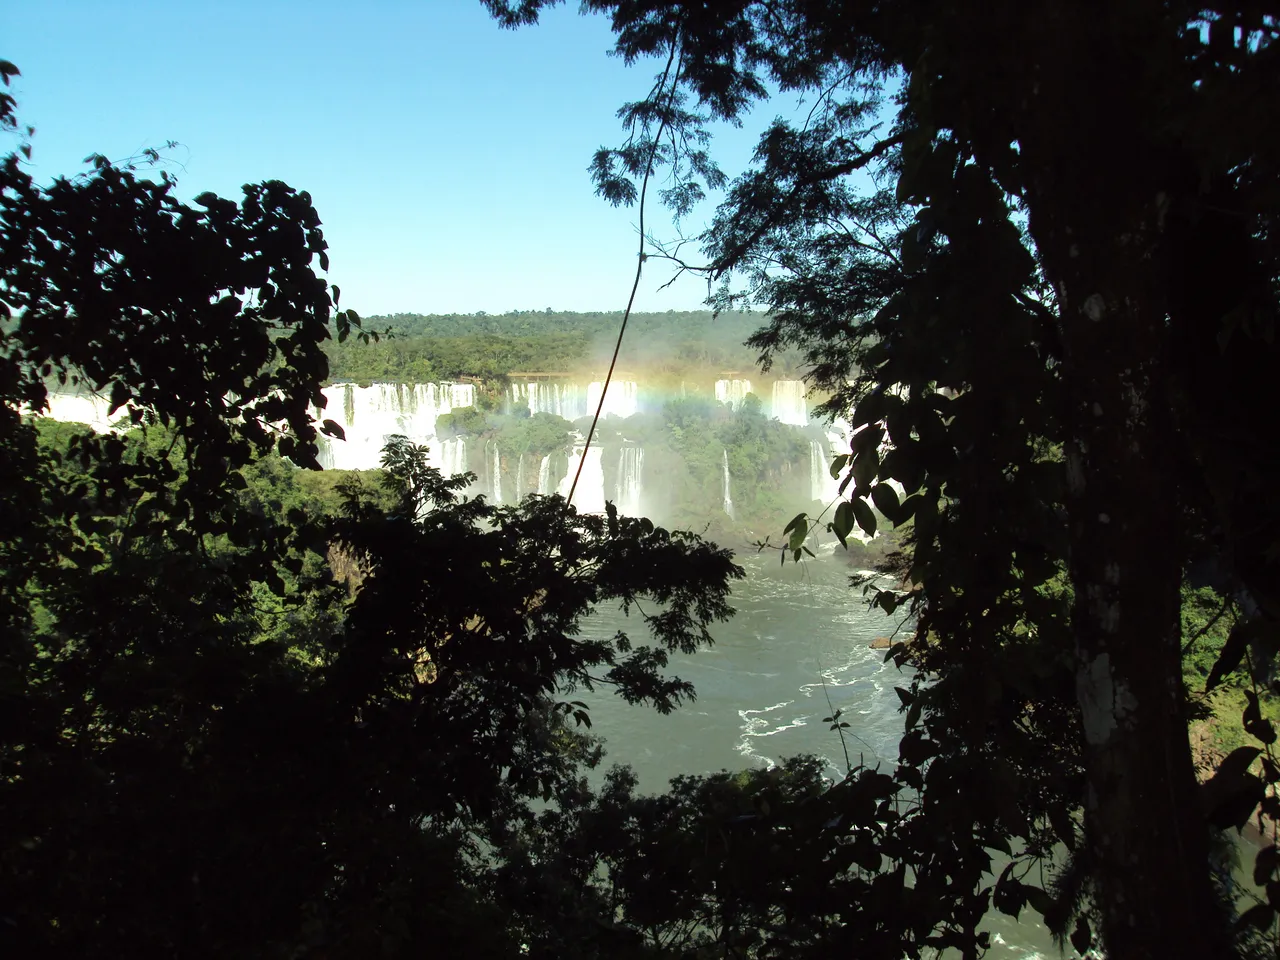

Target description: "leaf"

left=321, top=419, right=346, bottom=441
left=1201, top=746, right=1265, bottom=830
left=1024, top=885, right=1055, bottom=920
left=851, top=390, right=887, bottom=429
left=894, top=493, right=922, bottom=524
left=832, top=501, right=854, bottom=547
left=108, top=380, right=130, bottom=416
left=992, top=866, right=1025, bottom=918
left=1244, top=690, right=1276, bottom=745
left=852, top=497, right=877, bottom=537
left=870, top=482, right=900, bottom=520
left=1069, top=916, right=1092, bottom=956
left=894, top=686, right=913, bottom=707
left=1254, top=845, right=1280, bottom=887
left=851, top=449, right=879, bottom=492
left=1206, top=619, right=1254, bottom=691
left=1049, top=805, right=1077, bottom=850
left=896, top=764, right=923, bottom=790
left=829, top=453, right=850, bottom=479
left=881, top=444, right=926, bottom=495
left=851, top=424, right=884, bottom=454
left=788, top=519, right=807, bottom=552
left=1235, top=903, right=1274, bottom=934
left=905, top=699, right=921, bottom=731
left=782, top=512, right=808, bottom=536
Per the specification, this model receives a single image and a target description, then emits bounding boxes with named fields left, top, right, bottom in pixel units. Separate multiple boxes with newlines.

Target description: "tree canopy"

left=482, top=3, right=1280, bottom=957
left=6, top=2, right=1280, bottom=954
left=0, top=62, right=744, bottom=958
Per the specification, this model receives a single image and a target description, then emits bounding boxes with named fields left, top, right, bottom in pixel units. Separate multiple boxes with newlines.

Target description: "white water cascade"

left=771, top=381, right=808, bottom=426
left=722, top=449, right=735, bottom=520
left=440, top=437, right=468, bottom=478
left=537, top=454, right=553, bottom=495
left=490, top=442, right=503, bottom=504
left=810, top=439, right=837, bottom=503
left=515, top=453, right=526, bottom=500
left=510, top=381, right=588, bottom=420
left=615, top=446, right=644, bottom=516
left=586, top=380, right=639, bottom=419
left=559, top=443, right=607, bottom=513
left=41, top=391, right=134, bottom=433
left=316, top=382, right=476, bottom=470
left=715, top=379, right=753, bottom=410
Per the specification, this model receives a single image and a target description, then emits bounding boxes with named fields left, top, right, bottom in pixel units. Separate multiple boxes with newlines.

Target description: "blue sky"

left=2, top=1, right=788, bottom=316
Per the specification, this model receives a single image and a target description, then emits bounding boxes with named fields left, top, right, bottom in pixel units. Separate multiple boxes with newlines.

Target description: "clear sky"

left=2, top=1, right=785, bottom=317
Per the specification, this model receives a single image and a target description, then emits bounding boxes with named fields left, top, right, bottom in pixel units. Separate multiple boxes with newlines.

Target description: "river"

left=580, top=546, right=1060, bottom=960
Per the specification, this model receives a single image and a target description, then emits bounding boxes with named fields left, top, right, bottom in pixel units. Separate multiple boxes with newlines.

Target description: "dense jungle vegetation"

left=322, top=309, right=780, bottom=384
left=5, top=0, right=1280, bottom=957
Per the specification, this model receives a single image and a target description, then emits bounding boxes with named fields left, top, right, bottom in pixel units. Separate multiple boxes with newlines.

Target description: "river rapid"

left=579, top=547, right=1059, bottom=960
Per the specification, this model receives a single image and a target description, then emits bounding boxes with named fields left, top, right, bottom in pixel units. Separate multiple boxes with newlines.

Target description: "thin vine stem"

left=567, top=40, right=681, bottom=506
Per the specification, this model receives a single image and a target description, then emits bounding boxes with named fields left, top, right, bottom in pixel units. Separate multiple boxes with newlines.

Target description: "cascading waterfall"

left=771, top=380, right=808, bottom=426
left=313, top=382, right=477, bottom=470
left=722, top=449, right=735, bottom=520
left=491, top=442, right=503, bottom=504
left=586, top=380, right=639, bottom=419
left=810, top=439, right=834, bottom=502
left=447, top=383, right=474, bottom=409
left=615, top=446, right=644, bottom=516
left=511, top=381, right=588, bottom=420
left=317, top=440, right=336, bottom=471
left=559, top=443, right=606, bottom=513
left=715, top=379, right=752, bottom=410
left=41, top=391, right=132, bottom=433
left=537, top=454, right=553, bottom=495
left=515, top=453, right=526, bottom=500
left=440, top=437, right=468, bottom=478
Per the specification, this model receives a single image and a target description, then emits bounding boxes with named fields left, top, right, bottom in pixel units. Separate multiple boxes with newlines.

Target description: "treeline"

left=324, top=331, right=589, bottom=383
left=323, top=310, right=790, bottom=384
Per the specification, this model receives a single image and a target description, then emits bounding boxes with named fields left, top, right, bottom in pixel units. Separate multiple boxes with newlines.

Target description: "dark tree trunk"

left=1053, top=244, right=1225, bottom=959
left=1017, top=5, right=1230, bottom=956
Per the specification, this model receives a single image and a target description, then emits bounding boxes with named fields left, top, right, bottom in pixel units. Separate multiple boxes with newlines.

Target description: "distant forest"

left=323, top=309, right=796, bottom=384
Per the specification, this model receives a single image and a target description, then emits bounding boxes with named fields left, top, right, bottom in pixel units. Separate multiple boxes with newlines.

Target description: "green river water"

left=580, top=546, right=1061, bottom=959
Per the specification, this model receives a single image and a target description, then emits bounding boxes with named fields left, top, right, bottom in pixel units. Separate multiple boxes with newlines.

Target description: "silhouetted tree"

left=483, top=3, right=1280, bottom=956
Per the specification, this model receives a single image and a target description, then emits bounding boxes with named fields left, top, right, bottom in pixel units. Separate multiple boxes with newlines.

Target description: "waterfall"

left=314, top=381, right=477, bottom=470
left=586, top=380, right=638, bottom=419
left=615, top=445, right=644, bottom=516
left=537, top=454, right=553, bottom=495
left=515, top=453, right=526, bottom=500
left=510, top=381, right=588, bottom=420
left=317, top=438, right=336, bottom=471
left=440, top=437, right=468, bottom=478
left=810, top=439, right=834, bottom=502
left=41, top=390, right=132, bottom=433
left=770, top=381, right=808, bottom=426
left=722, top=449, right=735, bottom=520
left=559, top=443, right=606, bottom=513
left=715, top=379, right=752, bottom=410
left=491, top=442, right=503, bottom=504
